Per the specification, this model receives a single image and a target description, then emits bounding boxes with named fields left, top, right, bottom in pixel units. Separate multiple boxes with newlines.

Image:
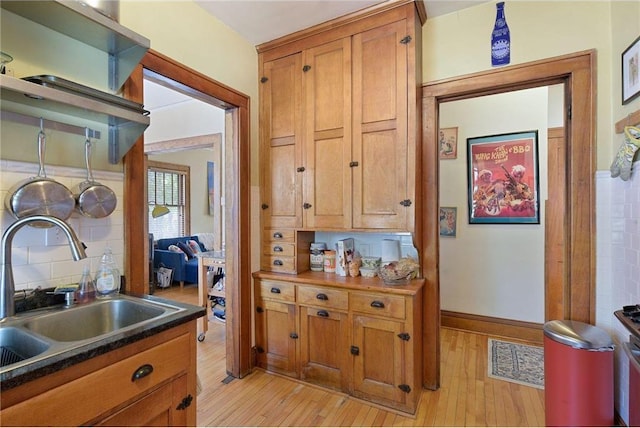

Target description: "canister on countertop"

left=323, top=250, right=336, bottom=273
left=310, top=242, right=326, bottom=272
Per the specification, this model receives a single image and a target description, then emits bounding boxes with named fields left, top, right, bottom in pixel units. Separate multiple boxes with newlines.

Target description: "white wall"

left=439, top=87, right=549, bottom=323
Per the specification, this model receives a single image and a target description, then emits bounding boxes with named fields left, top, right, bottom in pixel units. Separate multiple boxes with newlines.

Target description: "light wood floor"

left=155, top=284, right=545, bottom=427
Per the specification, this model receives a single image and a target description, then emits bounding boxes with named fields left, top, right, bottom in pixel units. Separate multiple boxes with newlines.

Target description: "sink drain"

left=1, top=346, right=24, bottom=367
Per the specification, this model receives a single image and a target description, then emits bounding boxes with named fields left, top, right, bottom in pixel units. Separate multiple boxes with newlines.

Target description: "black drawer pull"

left=317, top=310, right=329, bottom=317
left=273, top=232, right=283, bottom=239
left=316, top=293, right=328, bottom=301
left=290, top=332, right=299, bottom=339
left=131, top=364, right=154, bottom=382
left=270, top=287, right=281, bottom=294
left=273, top=260, right=283, bottom=266
left=370, top=300, right=385, bottom=309
left=273, top=245, right=283, bottom=252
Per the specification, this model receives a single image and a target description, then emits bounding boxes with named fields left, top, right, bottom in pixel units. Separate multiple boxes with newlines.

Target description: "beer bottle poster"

left=467, top=130, right=539, bottom=224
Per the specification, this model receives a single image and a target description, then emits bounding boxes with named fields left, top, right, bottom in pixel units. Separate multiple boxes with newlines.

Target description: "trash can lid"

left=543, top=320, right=614, bottom=350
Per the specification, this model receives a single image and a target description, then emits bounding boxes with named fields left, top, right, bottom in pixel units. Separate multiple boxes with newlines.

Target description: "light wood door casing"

left=299, top=306, right=349, bottom=391
left=352, top=20, right=409, bottom=229
left=261, top=54, right=304, bottom=229
left=303, top=38, right=352, bottom=229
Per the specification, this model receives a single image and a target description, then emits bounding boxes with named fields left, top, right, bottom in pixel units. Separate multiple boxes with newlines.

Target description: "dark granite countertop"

left=0, top=293, right=205, bottom=391
left=615, top=309, right=640, bottom=341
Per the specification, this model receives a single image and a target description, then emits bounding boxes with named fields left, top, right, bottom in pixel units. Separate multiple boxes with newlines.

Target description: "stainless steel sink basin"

left=1, top=295, right=187, bottom=376
left=0, top=327, right=50, bottom=368
left=22, top=298, right=172, bottom=342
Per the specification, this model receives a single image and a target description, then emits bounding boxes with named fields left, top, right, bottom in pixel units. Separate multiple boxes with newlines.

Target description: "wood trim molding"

left=441, top=310, right=543, bottom=344
left=124, top=49, right=252, bottom=379
left=421, top=49, right=596, bottom=390
left=144, top=133, right=222, bottom=154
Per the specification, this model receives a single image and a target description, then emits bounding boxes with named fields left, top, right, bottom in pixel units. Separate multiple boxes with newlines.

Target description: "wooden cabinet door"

left=303, top=38, right=352, bottom=229
left=95, top=375, right=188, bottom=427
left=352, top=20, right=409, bottom=229
left=299, top=305, right=349, bottom=391
left=351, top=314, right=410, bottom=410
left=255, top=298, right=298, bottom=377
left=260, top=53, right=303, bottom=229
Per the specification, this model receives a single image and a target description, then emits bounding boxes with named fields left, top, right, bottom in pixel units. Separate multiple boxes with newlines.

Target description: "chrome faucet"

left=1, top=215, right=87, bottom=320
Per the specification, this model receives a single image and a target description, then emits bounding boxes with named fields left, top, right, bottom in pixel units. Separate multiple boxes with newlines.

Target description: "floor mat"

left=488, top=338, right=544, bottom=389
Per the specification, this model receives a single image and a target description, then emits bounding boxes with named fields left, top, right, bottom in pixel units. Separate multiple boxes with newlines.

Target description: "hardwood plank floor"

left=154, top=284, right=545, bottom=427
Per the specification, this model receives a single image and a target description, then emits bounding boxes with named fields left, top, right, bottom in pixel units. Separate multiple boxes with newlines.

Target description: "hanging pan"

left=4, top=120, right=75, bottom=228
left=73, top=130, right=117, bottom=218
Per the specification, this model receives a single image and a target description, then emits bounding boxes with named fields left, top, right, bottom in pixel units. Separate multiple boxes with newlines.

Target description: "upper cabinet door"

left=260, top=53, right=304, bottom=229
left=352, top=20, right=409, bottom=230
left=303, top=38, right=352, bottom=230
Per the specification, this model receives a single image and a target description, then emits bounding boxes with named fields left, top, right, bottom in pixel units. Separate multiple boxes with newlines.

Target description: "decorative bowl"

left=377, top=258, right=419, bottom=285
left=359, top=267, right=377, bottom=278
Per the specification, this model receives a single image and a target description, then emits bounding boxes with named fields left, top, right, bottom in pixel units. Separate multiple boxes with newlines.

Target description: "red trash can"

left=544, top=320, right=614, bottom=427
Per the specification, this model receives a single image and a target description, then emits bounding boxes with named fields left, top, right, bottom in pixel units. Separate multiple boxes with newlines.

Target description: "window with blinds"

left=148, top=161, right=190, bottom=240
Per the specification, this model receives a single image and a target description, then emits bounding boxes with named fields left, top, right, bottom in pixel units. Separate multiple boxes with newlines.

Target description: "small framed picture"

left=622, top=35, right=640, bottom=105
left=439, top=127, right=458, bottom=159
left=439, top=207, right=457, bottom=237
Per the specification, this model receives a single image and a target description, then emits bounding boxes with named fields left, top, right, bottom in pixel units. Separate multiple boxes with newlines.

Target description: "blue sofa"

left=154, top=236, right=206, bottom=287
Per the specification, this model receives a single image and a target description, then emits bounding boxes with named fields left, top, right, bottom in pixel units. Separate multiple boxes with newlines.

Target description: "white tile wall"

left=596, top=161, right=640, bottom=426
left=1, top=160, right=125, bottom=291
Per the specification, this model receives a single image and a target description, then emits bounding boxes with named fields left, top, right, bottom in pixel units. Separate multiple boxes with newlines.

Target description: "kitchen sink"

left=1, top=295, right=187, bottom=376
left=0, top=327, right=50, bottom=368
left=22, top=298, right=173, bottom=342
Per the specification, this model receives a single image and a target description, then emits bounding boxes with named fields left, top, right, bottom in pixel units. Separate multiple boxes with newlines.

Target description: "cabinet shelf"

left=1, top=74, right=149, bottom=164
left=0, top=0, right=150, bottom=91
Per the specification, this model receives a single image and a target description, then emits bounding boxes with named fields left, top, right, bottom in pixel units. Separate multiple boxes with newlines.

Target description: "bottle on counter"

left=95, top=246, right=120, bottom=298
left=75, top=265, right=96, bottom=304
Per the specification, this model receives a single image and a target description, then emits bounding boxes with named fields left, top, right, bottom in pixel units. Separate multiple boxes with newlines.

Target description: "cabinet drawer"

left=262, top=242, right=296, bottom=257
left=350, top=292, right=405, bottom=320
left=298, top=285, right=348, bottom=311
left=263, top=229, right=295, bottom=242
left=261, top=256, right=296, bottom=273
left=257, top=280, right=296, bottom=302
left=1, top=333, right=190, bottom=426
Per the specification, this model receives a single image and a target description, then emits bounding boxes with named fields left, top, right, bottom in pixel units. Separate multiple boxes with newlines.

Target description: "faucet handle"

left=51, top=285, right=78, bottom=307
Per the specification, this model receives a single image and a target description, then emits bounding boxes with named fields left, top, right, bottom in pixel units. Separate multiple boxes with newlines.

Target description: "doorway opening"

left=124, top=50, right=252, bottom=378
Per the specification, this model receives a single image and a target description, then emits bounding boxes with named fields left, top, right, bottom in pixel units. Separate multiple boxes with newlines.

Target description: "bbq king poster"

left=467, top=131, right=539, bottom=224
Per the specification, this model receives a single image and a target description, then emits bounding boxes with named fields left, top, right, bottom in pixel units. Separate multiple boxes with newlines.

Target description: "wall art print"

left=439, top=127, right=458, bottom=159
left=467, top=130, right=539, bottom=224
left=622, top=34, right=640, bottom=105
left=439, top=207, right=457, bottom=237
left=207, top=161, right=215, bottom=216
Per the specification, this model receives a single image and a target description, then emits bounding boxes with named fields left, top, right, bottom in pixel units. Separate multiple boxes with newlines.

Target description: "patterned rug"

left=488, top=338, right=544, bottom=389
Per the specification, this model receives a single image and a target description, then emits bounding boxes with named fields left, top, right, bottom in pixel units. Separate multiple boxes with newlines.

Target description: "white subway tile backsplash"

left=597, top=166, right=640, bottom=426
left=1, top=164, right=124, bottom=291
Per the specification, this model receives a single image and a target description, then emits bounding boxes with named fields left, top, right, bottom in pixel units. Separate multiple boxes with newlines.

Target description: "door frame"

left=123, top=50, right=252, bottom=378
left=420, top=50, right=596, bottom=389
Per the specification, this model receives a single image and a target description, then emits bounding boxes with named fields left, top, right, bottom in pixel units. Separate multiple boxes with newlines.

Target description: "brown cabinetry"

left=0, top=323, right=197, bottom=426
left=253, top=272, right=423, bottom=414
left=258, top=2, right=423, bottom=273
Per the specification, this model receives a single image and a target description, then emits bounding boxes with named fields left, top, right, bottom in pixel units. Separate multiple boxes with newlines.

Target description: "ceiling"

left=195, top=0, right=487, bottom=46
left=144, top=0, right=487, bottom=140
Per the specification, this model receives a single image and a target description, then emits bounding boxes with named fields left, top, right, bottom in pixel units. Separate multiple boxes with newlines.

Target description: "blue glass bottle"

left=491, top=2, right=510, bottom=67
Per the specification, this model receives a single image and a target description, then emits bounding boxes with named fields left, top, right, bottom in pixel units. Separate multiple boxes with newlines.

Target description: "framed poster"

left=622, top=35, right=640, bottom=105
left=439, top=207, right=457, bottom=237
left=439, top=127, right=458, bottom=159
left=207, top=161, right=215, bottom=216
left=467, top=130, right=539, bottom=224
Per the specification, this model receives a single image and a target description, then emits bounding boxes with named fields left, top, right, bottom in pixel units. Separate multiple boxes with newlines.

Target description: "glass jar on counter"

left=310, top=242, right=326, bottom=272
left=323, top=250, right=336, bottom=273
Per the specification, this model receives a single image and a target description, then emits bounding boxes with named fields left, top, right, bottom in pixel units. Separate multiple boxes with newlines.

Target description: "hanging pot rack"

left=1, top=110, right=101, bottom=140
